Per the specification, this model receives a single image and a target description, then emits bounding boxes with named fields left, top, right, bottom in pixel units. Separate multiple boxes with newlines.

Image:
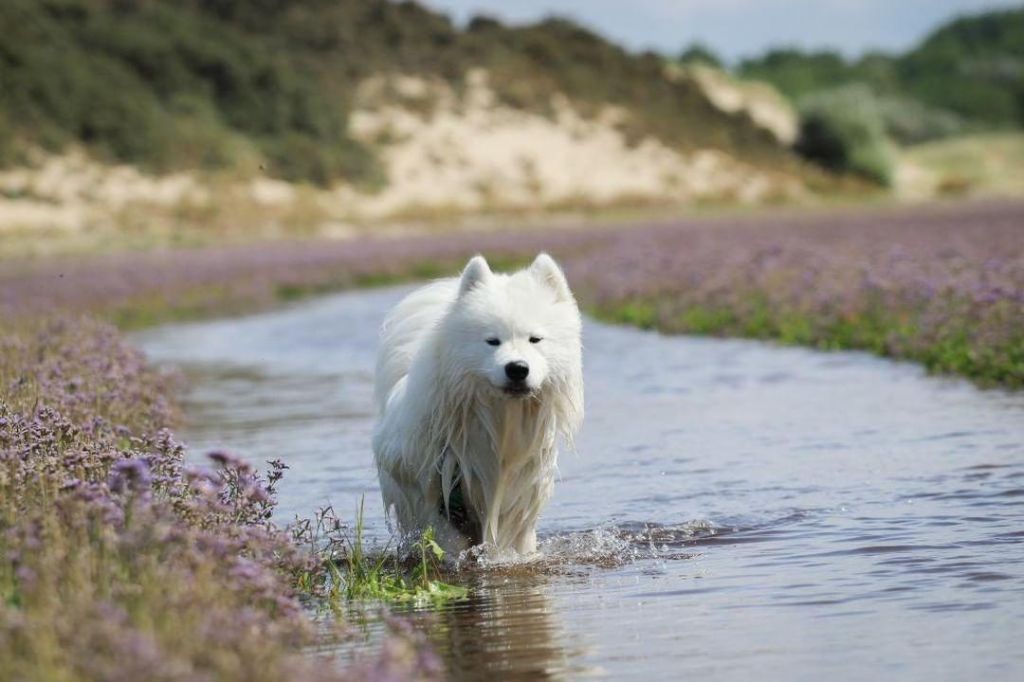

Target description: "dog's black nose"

left=505, top=361, right=529, bottom=381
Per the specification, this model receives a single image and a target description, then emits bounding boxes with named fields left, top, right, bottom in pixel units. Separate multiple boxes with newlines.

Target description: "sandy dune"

left=0, top=69, right=806, bottom=237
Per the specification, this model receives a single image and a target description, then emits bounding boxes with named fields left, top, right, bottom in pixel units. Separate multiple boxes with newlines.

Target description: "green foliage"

left=0, top=0, right=378, bottom=184
left=795, top=85, right=895, bottom=185
left=874, top=95, right=965, bottom=145
left=739, top=49, right=862, bottom=101
left=594, top=300, right=657, bottom=329
left=0, top=112, right=17, bottom=165
left=901, top=8, right=1024, bottom=126
left=339, top=499, right=468, bottom=605
left=679, top=42, right=723, bottom=68
left=600, top=298, right=1024, bottom=389
left=738, top=8, right=1024, bottom=132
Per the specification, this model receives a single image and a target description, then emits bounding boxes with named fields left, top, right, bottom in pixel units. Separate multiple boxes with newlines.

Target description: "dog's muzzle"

left=503, top=361, right=532, bottom=396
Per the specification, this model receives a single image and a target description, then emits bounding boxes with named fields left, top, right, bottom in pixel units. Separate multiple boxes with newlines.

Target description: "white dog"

left=372, top=253, right=584, bottom=556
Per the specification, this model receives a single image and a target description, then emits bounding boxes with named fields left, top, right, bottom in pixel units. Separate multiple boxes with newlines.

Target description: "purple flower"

left=208, top=450, right=252, bottom=474
left=109, top=458, right=153, bottom=494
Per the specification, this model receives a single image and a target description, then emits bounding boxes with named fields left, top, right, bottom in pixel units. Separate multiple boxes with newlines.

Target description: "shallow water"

left=135, top=286, right=1024, bottom=681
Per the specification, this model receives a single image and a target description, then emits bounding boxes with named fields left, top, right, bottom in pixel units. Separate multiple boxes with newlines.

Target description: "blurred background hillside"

left=1, top=0, right=1022, bottom=255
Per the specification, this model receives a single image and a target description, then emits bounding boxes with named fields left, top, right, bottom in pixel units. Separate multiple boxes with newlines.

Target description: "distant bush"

left=679, top=42, right=723, bottom=68
left=876, top=96, right=965, bottom=145
left=263, top=132, right=383, bottom=188
left=0, top=0, right=375, bottom=185
left=900, top=8, right=1024, bottom=127
left=739, top=8, right=1024, bottom=131
left=0, top=112, right=16, bottom=166
left=795, top=85, right=895, bottom=186
left=739, top=49, right=858, bottom=100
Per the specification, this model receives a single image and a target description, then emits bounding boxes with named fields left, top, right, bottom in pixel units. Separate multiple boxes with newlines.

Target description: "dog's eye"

left=529, top=336, right=542, bottom=344
left=486, top=338, right=501, bottom=346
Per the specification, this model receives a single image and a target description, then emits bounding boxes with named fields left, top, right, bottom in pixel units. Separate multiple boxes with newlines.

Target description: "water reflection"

left=427, top=573, right=590, bottom=680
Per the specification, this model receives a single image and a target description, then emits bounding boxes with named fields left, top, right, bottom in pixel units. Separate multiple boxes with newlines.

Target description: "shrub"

left=0, top=0, right=376, bottom=186
left=0, top=112, right=15, bottom=166
left=795, top=84, right=895, bottom=185
left=679, top=42, right=723, bottom=68
left=876, top=95, right=966, bottom=145
left=739, top=8, right=1024, bottom=130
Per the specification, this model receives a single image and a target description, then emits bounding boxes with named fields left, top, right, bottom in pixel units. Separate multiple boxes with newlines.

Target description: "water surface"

left=135, top=286, right=1024, bottom=681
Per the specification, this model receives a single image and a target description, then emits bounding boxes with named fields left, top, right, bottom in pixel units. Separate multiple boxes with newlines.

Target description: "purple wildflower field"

left=570, top=199, right=1024, bottom=385
left=3, top=198, right=1022, bottom=384
left=0, top=319, right=440, bottom=680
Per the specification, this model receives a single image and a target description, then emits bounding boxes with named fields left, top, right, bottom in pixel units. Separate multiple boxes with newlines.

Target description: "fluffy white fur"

left=372, top=253, right=584, bottom=556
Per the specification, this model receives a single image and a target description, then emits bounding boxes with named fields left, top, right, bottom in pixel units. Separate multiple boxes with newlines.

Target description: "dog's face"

left=445, top=254, right=582, bottom=398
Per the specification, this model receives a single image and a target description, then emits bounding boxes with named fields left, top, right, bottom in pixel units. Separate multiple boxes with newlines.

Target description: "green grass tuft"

left=335, top=499, right=468, bottom=606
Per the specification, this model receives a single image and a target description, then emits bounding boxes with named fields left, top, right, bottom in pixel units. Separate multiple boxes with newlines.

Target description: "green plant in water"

left=339, top=498, right=468, bottom=605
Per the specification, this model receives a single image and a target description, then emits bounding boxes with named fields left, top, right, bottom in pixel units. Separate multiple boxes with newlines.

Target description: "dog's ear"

left=530, top=253, right=573, bottom=302
left=458, top=255, right=493, bottom=297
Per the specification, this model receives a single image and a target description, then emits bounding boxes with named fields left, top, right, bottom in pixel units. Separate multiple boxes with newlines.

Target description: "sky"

left=422, top=0, right=1023, bottom=62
